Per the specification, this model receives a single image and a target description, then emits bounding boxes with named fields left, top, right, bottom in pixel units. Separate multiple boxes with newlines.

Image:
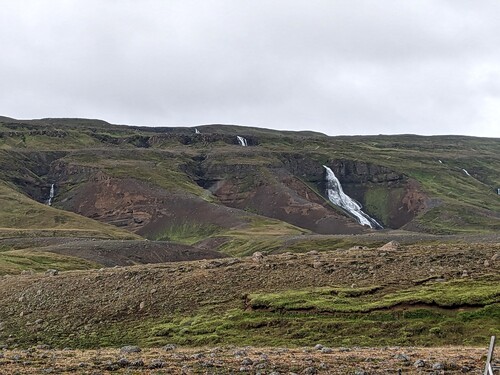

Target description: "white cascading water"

left=47, top=184, right=55, bottom=206
left=323, top=165, right=381, bottom=229
left=236, top=136, right=248, bottom=146
left=462, top=168, right=471, bottom=177
left=195, top=128, right=200, bottom=134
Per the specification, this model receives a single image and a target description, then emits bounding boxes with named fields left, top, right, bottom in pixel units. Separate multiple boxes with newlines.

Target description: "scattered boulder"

left=313, top=344, right=323, bottom=351
left=414, top=359, right=425, bottom=368
left=45, top=269, right=59, bottom=276
left=104, top=361, right=119, bottom=371
left=312, top=261, right=325, bottom=269
left=120, top=345, right=141, bottom=354
left=302, top=367, right=317, bottom=375
left=117, top=358, right=130, bottom=367
left=432, top=362, right=445, bottom=370
left=148, top=359, right=166, bottom=369
left=162, top=344, right=177, bottom=351
left=379, top=241, right=400, bottom=251
left=130, top=359, right=144, bottom=367
left=233, top=350, right=247, bottom=357
left=492, top=253, right=499, bottom=262
left=241, top=358, right=253, bottom=366
left=321, top=347, right=332, bottom=354
left=252, top=252, right=265, bottom=262
left=394, top=353, right=410, bottom=362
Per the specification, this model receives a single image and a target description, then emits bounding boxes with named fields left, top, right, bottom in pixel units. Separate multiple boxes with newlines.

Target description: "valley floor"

left=0, top=345, right=490, bottom=374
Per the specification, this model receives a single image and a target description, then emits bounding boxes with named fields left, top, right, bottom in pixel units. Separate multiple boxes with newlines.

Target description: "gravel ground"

left=0, top=345, right=490, bottom=374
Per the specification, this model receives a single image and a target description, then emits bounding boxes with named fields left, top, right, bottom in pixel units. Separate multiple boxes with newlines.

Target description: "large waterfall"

left=47, top=184, right=55, bottom=206
left=323, top=166, right=382, bottom=229
left=236, top=136, right=248, bottom=146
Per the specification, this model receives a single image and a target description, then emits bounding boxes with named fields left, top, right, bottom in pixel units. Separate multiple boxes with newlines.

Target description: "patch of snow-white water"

left=323, top=166, right=382, bottom=229
left=236, top=136, right=248, bottom=146
left=47, top=184, right=55, bottom=206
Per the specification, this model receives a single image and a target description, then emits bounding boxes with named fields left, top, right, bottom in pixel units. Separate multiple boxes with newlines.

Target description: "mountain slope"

left=1, top=117, right=499, bottom=241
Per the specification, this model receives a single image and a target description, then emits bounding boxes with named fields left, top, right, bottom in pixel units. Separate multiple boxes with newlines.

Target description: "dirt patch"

left=57, top=176, right=249, bottom=237
left=33, top=239, right=227, bottom=267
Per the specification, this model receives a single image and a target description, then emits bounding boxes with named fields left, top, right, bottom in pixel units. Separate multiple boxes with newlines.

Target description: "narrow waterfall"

left=195, top=128, right=200, bottom=134
left=323, top=166, right=382, bottom=229
left=236, top=136, right=248, bottom=146
left=462, top=168, right=471, bottom=177
left=47, top=184, right=55, bottom=206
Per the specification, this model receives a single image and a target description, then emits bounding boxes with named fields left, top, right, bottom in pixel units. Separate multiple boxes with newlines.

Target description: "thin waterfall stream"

left=47, top=183, right=55, bottom=206
left=236, top=136, right=248, bottom=146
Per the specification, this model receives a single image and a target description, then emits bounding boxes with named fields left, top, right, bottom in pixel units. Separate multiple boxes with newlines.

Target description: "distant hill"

left=1, top=117, right=498, bottom=242
left=0, top=117, right=499, bottom=351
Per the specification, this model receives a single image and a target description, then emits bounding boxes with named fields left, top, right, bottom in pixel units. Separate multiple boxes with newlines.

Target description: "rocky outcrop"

left=322, top=160, right=428, bottom=229
left=189, top=154, right=428, bottom=231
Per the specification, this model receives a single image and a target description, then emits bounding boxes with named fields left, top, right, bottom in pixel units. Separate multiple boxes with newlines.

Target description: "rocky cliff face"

left=0, top=145, right=429, bottom=236
left=188, top=153, right=428, bottom=231
left=325, top=159, right=428, bottom=229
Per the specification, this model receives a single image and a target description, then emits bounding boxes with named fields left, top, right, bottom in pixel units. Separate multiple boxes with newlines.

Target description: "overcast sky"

left=1, top=1, right=500, bottom=137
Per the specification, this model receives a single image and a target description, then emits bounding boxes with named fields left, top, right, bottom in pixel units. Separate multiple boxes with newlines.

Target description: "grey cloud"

left=1, top=0, right=500, bottom=137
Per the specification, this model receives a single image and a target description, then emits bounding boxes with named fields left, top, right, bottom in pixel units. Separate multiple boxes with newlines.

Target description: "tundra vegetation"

left=0, top=117, right=498, bottom=373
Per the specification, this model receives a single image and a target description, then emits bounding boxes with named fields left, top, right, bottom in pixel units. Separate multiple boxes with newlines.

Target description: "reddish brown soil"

left=211, top=171, right=366, bottom=235
left=58, top=177, right=249, bottom=237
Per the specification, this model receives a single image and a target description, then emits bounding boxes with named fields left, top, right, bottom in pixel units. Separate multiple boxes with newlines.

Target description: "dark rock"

left=432, top=362, right=445, bottom=370
left=130, top=359, right=144, bottom=367
left=414, top=359, right=425, bottom=368
left=104, top=361, right=119, bottom=371
left=394, top=353, right=410, bottom=361
left=241, top=357, right=253, bottom=366
left=117, top=358, right=130, bottom=367
left=148, top=359, right=166, bottom=369
left=162, top=343, right=177, bottom=351
left=302, top=367, right=318, bottom=375
left=119, top=345, right=141, bottom=354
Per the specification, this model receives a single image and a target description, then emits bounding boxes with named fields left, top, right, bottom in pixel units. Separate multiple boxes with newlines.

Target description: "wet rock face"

left=0, top=151, right=68, bottom=202
left=323, top=160, right=428, bottom=229
left=187, top=154, right=428, bottom=231
left=329, top=159, right=404, bottom=184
